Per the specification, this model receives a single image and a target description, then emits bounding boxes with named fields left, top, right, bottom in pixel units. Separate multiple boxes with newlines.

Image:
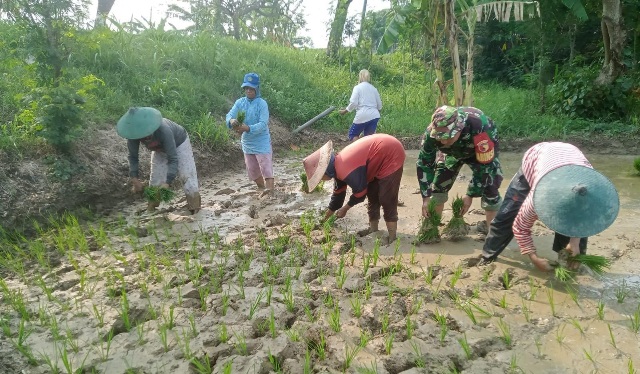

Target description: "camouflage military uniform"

left=416, top=107, right=503, bottom=210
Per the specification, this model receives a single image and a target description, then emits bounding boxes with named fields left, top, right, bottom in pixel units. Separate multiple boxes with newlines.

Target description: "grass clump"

left=415, top=199, right=441, bottom=244
left=143, top=186, right=175, bottom=203
left=442, top=196, right=469, bottom=241
left=634, top=157, right=640, bottom=174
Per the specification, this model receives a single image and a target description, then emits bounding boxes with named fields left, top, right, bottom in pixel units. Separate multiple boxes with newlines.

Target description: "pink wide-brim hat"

left=302, top=140, right=333, bottom=192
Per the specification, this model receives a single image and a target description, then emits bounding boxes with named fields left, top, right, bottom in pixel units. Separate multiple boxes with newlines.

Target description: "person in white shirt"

left=339, top=69, right=383, bottom=141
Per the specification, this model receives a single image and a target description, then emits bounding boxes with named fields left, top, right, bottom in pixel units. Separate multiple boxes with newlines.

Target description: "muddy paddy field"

left=1, top=149, right=639, bottom=374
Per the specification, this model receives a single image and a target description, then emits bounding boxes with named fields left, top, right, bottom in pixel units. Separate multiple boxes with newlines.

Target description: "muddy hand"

left=336, top=205, right=350, bottom=218
left=421, top=198, right=431, bottom=218
left=323, top=209, right=335, bottom=222
left=529, top=253, right=553, bottom=272
left=130, top=178, right=144, bottom=194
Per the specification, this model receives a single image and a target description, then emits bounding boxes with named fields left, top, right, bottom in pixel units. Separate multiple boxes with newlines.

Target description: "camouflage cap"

left=428, top=106, right=464, bottom=140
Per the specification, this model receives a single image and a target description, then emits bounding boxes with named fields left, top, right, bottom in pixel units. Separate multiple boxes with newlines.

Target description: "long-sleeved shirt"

left=513, top=142, right=592, bottom=255
left=345, top=82, right=382, bottom=124
left=328, top=134, right=405, bottom=211
left=417, top=107, right=499, bottom=197
left=226, top=96, right=271, bottom=154
left=128, top=118, right=187, bottom=184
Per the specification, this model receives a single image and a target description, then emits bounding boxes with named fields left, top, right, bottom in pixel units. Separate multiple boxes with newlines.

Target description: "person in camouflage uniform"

left=417, top=106, right=503, bottom=232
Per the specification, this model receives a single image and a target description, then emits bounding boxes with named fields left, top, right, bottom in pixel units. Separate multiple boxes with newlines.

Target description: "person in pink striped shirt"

left=479, top=142, right=619, bottom=271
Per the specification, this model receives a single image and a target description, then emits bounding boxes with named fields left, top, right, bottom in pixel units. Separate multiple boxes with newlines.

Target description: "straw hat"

left=302, top=140, right=333, bottom=192
left=116, top=107, right=162, bottom=140
left=533, top=165, right=619, bottom=238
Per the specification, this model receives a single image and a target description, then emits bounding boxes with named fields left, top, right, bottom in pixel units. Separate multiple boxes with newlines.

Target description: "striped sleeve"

left=513, top=194, right=538, bottom=255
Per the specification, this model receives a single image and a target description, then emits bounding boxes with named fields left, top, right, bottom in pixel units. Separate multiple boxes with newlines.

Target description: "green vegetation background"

left=1, top=25, right=639, bottom=152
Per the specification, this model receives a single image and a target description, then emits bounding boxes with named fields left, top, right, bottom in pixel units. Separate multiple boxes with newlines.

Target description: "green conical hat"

left=116, top=107, right=162, bottom=139
left=533, top=165, right=619, bottom=238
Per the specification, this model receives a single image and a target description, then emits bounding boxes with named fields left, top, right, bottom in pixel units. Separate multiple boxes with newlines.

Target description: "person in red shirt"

left=303, top=134, right=406, bottom=243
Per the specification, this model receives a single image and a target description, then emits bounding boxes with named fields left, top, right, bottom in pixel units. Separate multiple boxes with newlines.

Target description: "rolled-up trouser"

left=149, top=135, right=199, bottom=196
left=482, top=168, right=587, bottom=260
left=366, top=167, right=403, bottom=222
left=431, top=153, right=503, bottom=211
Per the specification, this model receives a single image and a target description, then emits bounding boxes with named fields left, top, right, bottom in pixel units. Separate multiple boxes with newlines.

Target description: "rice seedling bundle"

left=554, top=266, right=574, bottom=282
left=143, top=186, right=175, bottom=203
left=571, top=254, right=611, bottom=275
left=299, top=172, right=324, bottom=193
left=442, top=196, right=469, bottom=241
left=415, top=199, right=441, bottom=244
left=234, top=111, right=246, bottom=127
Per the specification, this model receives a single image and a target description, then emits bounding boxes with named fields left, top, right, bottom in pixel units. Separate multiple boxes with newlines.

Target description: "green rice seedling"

left=450, top=265, right=463, bottom=288
left=159, top=324, right=170, bottom=352
left=190, top=355, right=213, bottom=374
left=384, top=333, right=394, bottom=354
left=233, top=331, right=248, bottom=355
left=583, top=348, right=598, bottom=371
left=410, top=340, right=426, bottom=368
left=629, top=306, right=640, bottom=334
left=410, top=245, right=417, bottom=265
left=411, top=296, right=423, bottom=315
left=501, top=269, right=512, bottom=290
left=415, top=199, right=441, bottom=244
left=304, top=304, right=316, bottom=322
left=421, top=265, right=435, bottom=286
left=364, top=280, right=372, bottom=300
left=136, top=322, right=146, bottom=345
left=616, top=280, right=630, bottom=303
left=629, top=358, right=636, bottom=374
left=328, top=305, right=341, bottom=332
left=572, top=254, right=611, bottom=275
left=458, top=333, right=472, bottom=359
left=350, top=294, right=363, bottom=318
left=144, top=186, right=175, bottom=203
left=163, top=305, right=176, bottom=330
left=268, top=309, right=277, bottom=338
left=362, top=254, right=371, bottom=277
left=96, top=329, right=114, bottom=361
left=596, top=300, right=605, bottom=320
left=565, top=284, right=580, bottom=307
left=315, top=333, right=327, bottom=360
left=357, top=360, right=380, bottom=374
left=266, top=282, right=273, bottom=306
left=381, top=312, right=390, bottom=334
left=433, top=309, right=448, bottom=343
left=372, top=240, right=380, bottom=267
left=546, top=287, right=557, bottom=317
left=324, top=292, right=335, bottom=308
left=460, top=303, right=477, bottom=325
left=442, top=196, right=469, bottom=241
left=284, top=328, right=300, bottom=342
left=198, top=285, right=210, bottom=311
left=219, top=324, right=229, bottom=343
left=569, top=318, right=585, bottom=336
left=222, top=360, right=233, bottom=374
left=268, top=351, right=282, bottom=373
left=406, top=316, right=415, bottom=339
left=303, top=349, right=312, bottom=373
left=39, top=349, right=59, bottom=373
left=607, top=323, right=617, bottom=349
left=509, top=353, right=522, bottom=373
left=283, top=288, right=295, bottom=312
left=248, top=290, right=264, bottom=320
left=179, top=329, right=193, bottom=360
left=344, top=343, right=362, bottom=371
left=119, top=292, right=132, bottom=332
left=499, top=294, right=508, bottom=309
left=64, top=327, right=80, bottom=353
left=497, top=319, right=512, bottom=346
left=359, top=329, right=372, bottom=347
left=555, top=324, right=566, bottom=345
left=336, top=268, right=347, bottom=289
left=534, top=336, right=543, bottom=357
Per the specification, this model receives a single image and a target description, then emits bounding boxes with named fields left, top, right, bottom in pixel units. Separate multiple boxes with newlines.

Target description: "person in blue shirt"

left=226, top=73, right=274, bottom=195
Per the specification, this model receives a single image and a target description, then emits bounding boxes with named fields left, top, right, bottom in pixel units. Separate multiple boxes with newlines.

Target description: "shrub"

left=634, top=157, right=640, bottom=175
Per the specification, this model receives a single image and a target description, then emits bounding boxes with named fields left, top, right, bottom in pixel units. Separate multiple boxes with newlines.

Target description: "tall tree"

left=595, top=0, right=625, bottom=85
left=94, top=0, right=116, bottom=28
left=327, top=0, right=353, bottom=58
left=356, top=0, right=367, bottom=46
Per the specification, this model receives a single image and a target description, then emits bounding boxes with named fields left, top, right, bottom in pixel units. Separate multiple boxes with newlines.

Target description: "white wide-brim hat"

left=302, top=140, right=333, bottom=192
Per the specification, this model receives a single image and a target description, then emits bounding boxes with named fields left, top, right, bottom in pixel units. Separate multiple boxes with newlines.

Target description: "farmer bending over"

left=478, top=142, right=619, bottom=271
left=417, top=106, right=503, bottom=233
left=117, top=107, right=201, bottom=214
left=226, top=72, right=274, bottom=196
left=303, top=134, right=406, bottom=244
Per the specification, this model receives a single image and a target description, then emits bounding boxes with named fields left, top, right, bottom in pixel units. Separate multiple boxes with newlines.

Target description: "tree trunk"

left=327, top=0, right=352, bottom=59
left=595, top=0, right=625, bottom=85
left=356, top=0, right=367, bottom=47
left=445, top=0, right=464, bottom=106
left=94, top=0, right=116, bottom=28
left=212, top=0, right=226, bottom=36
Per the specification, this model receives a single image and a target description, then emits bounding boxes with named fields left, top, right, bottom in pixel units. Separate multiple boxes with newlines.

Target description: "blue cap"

left=241, top=73, right=260, bottom=89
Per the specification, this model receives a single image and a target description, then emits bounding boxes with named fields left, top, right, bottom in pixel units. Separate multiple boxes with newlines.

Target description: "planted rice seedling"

left=405, top=316, right=415, bottom=339
left=343, top=343, right=362, bottom=371
left=350, top=294, right=363, bottom=317
left=546, top=287, right=557, bottom=317
left=410, top=340, right=426, bottom=368
left=497, top=318, right=512, bottom=346
left=569, top=318, right=585, bottom=336
left=384, top=333, right=394, bottom=354
left=608, top=323, right=617, bottom=349
left=190, top=355, right=214, bottom=374
left=596, top=300, right=605, bottom=320
left=458, top=333, right=472, bottom=359
left=629, top=305, right=640, bottom=334
left=616, top=280, right=631, bottom=303
left=328, top=305, right=341, bottom=332
left=268, top=308, right=277, bottom=338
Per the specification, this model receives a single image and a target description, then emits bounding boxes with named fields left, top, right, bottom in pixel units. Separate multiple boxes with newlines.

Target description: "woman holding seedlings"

left=117, top=107, right=201, bottom=214
left=478, top=142, right=619, bottom=271
left=302, top=134, right=405, bottom=244
left=226, top=72, right=273, bottom=196
left=417, top=106, right=503, bottom=233
left=339, top=69, right=383, bottom=141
